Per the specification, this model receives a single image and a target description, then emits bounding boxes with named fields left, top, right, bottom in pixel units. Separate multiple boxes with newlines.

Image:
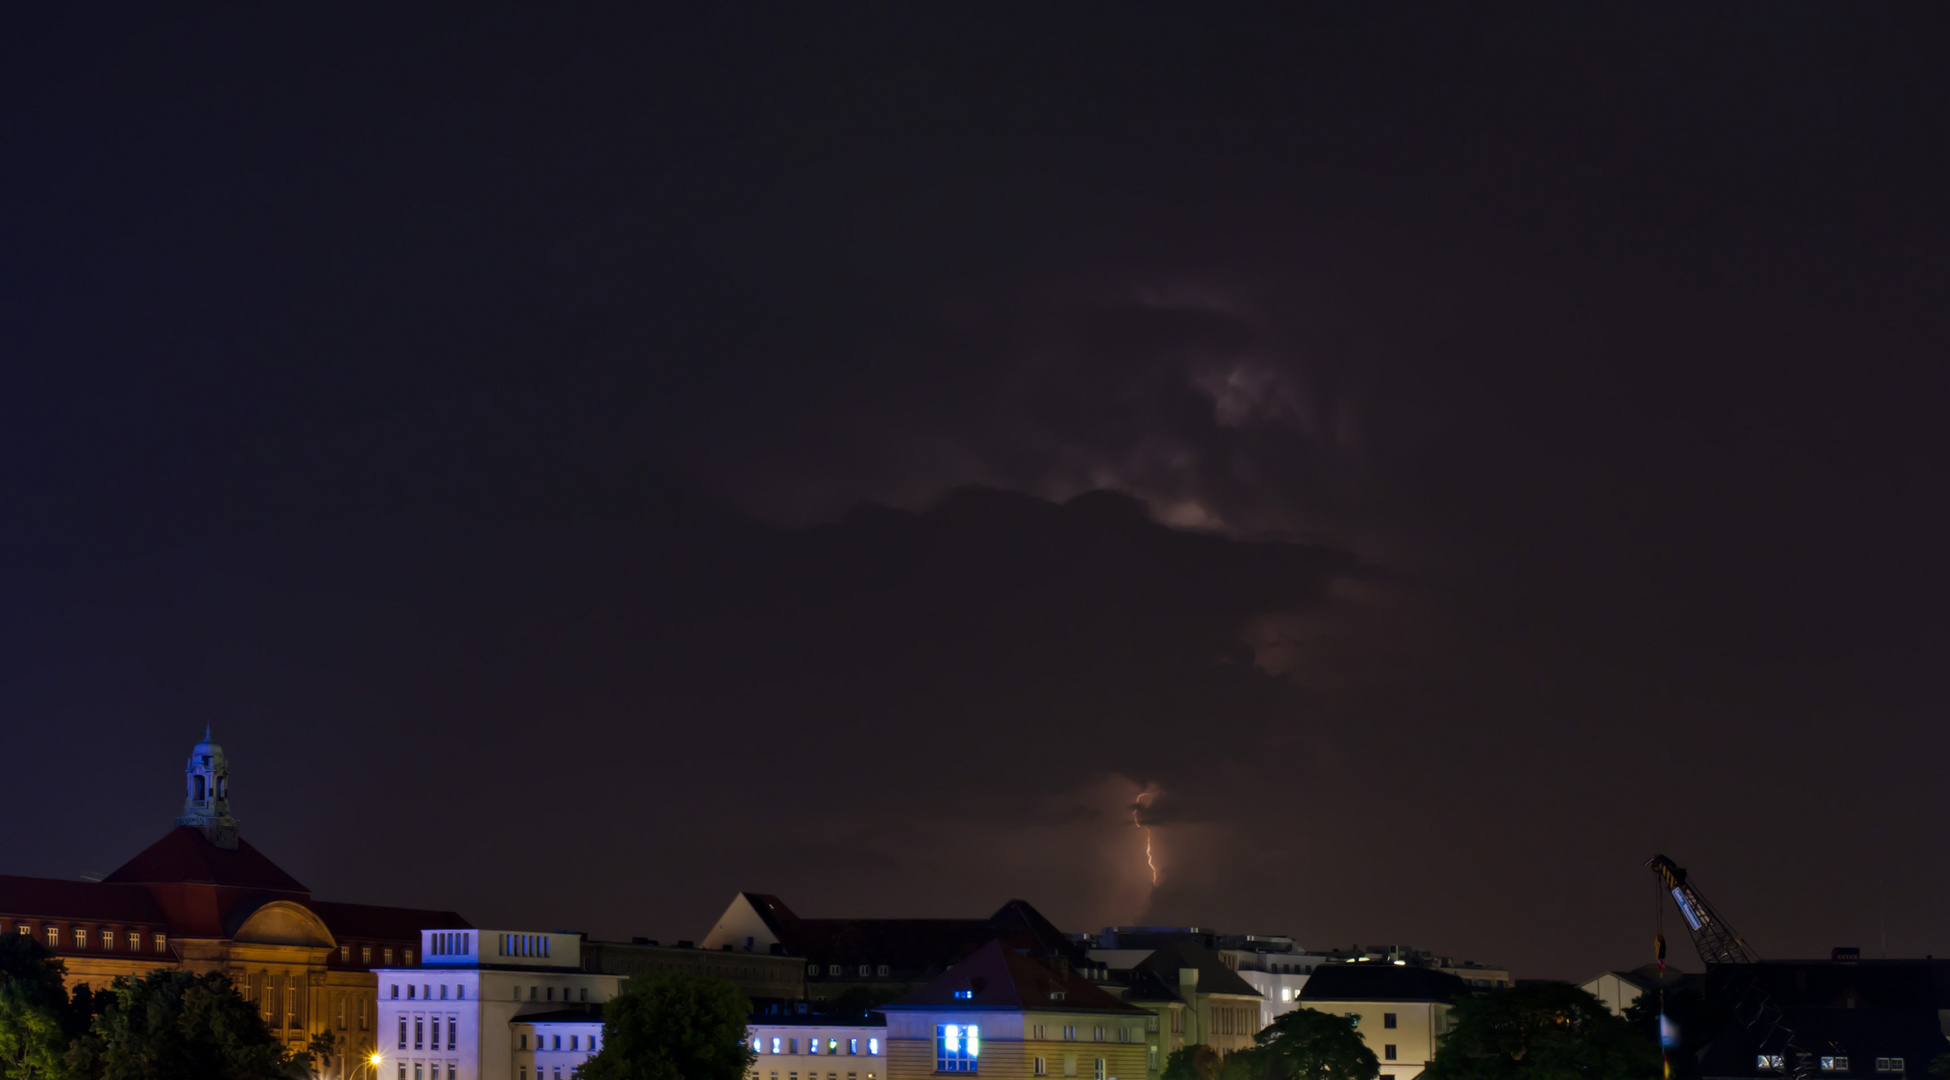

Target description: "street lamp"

left=351, top=1050, right=385, bottom=1080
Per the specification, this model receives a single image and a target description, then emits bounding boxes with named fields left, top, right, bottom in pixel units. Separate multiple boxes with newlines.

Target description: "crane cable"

left=1657, top=872, right=1670, bottom=1080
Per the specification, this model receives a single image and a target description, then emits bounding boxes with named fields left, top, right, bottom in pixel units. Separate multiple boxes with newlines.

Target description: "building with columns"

left=0, top=733, right=470, bottom=1080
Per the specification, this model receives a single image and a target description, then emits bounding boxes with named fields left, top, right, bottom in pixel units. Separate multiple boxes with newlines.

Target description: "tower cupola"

left=176, top=727, right=239, bottom=849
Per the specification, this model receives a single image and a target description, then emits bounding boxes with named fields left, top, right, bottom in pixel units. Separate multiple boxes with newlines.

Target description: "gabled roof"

left=0, top=875, right=168, bottom=923
left=1132, top=941, right=1261, bottom=999
left=883, top=940, right=1145, bottom=1015
left=755, top=897, right=1082, bottom=972
left=1299, top=964, right=1470, bottom=1003
left=103, top=827, right=309, bottom=894
left=306, top=900, right=470, bottom=941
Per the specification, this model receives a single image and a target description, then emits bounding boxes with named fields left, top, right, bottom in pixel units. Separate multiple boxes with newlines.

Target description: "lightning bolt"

left=1133, top=790, right=1158, bottom=885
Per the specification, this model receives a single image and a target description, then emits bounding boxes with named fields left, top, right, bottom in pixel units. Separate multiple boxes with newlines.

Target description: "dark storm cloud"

left=6, top=4, right=1950, bottom=979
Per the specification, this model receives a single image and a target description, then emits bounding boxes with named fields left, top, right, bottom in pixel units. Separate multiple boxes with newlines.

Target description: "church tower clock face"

left=176, top=727, right=240, bottom=850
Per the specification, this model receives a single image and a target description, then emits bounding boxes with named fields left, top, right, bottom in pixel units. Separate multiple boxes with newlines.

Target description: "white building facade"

left=746, top=1017, right=887, bottom=1080
left=375, top=930, right=624, bottom=1080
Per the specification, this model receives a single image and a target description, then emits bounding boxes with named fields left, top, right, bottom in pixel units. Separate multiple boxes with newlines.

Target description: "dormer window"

left=1049, top=991, right=1066, bottom=1002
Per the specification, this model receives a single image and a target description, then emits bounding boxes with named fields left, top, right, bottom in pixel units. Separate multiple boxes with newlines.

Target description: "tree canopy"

left=1423, top=983, right=1658, bottom=1080
left=0, top=935, right=76, bottom=1080
left=1164, top=1045, right=1225, bottom=1080
left=62, top=970, right=299, bottom=1080
left=578, top=972, right=755, bottom=1080
left=1221, top=1008, right=1379, bottom=1080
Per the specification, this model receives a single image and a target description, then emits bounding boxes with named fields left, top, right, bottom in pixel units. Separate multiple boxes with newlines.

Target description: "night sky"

left=7, top=6, right=1949, bottom=981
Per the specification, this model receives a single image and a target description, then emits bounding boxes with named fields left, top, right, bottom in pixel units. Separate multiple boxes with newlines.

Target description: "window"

left=415, top=1016, right=424, bottom=1049
left=337, top=997, right=346, bottom=1029
left=1063, top=1027, right=1076, bottom=1041
left=831, top=1040, right=840, bottom=1054
left=954, top=991, right=973, bottom=1000
left=1384, top=1046, right=1397, bottom=1061
left=810, top=965, right=821, bottom=976
left=1146, top=1017, right=1158, bottom=1034
left=361, top=995, right=371, bottom=1031
left=869, top=1039, right=879, bottom=1055
left=773, top=1039, right=783, bottom=1055
left=1094, top=1059, right=1106, bottom=1080
left=154, top=932, right=167, bottom=952
left=409, top=985, right=417, bottom=1000
left=101, top=930, right=115, bottom=950
left=14, top=925, right=28, bottom=937
left=46, top=927, right=59, bottom=948
left=383, top=947, right=394, bottom=964
left=555, top=1035, right=562, bottom=1051
left=878, top=965, right=890, bottom=976
left=935, top=1024, right=980, bottom=1073
left=521, top=1034, right=529, bottom=1050
left=572, top=1036, right=580, bottom=1050
left=1032, top=1026, right=1045, bottom=1041
left=1822, top=1059, right=1849, bottom=1073
left=397, top=1017, right=407, bottom=1050
left=449, top=1015, right=457, bottom=1050
left=1383, top=1014, right=1397, bottom=1030
left=791, top=1039, right=799, bottom=1055
left=829, top=965, right=842, bottom=976
left=1876, top=1060, right=1905, bottom=1074
left=860, top=965, right=872, bottom=976
left=812, top=1038, right=821, bottom=1055
left=441, top=985, right=449, bottom=1000
left=1093, top=1027, right=1103, bottom=1042
left=1034, top=1059, right=1047, bottom=1077
left=128, top=931, right=141, bottom=950
left=407, top=950, right=416, bottom=964
left=1148, top=1046, right=1159, bottom=1071
left=363, top=945, right=373, bottom=964
left=391, top=985, right=400, bottom=999
left=580, top=989, right=588, bottom=1002
left=458, top=987, right=466, bottom=1000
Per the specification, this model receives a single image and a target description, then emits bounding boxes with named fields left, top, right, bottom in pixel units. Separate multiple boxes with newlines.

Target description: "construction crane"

left=1645, top=855, right=1809, bottom=1080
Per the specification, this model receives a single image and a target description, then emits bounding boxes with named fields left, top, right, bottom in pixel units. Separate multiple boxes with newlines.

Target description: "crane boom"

left=1645, top=855, right=1808, bottom=1079
left=1646, top=854, right=1759, bottom=965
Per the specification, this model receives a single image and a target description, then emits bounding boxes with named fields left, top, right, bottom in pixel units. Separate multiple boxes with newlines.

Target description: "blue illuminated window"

left=870, top=1039, right=880, bottom=1056
left=812, top=1039, right=821, bottom=1055
left=772, top=1038, right=782, bottom=1054
left=936, top=1024, right=980, bottom=1072
left=850, top=1039, right=859, bottom=1055
left=954, top=990, right=973, bottom=1000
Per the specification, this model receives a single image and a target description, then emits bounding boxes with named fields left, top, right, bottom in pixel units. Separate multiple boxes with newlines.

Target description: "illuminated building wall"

left=374, top=929, right=625, bottom=1080
left=747, top=1016, right=888, bottom=1080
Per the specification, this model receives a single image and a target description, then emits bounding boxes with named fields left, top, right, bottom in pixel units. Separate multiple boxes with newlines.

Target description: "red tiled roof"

left=0, top=875, right=167, bottom=924
left=885, top=940, right=1145, bottom=1014
left=306, top=900, right=470, bottom=942
left=103, top=827, right=309, bottom=894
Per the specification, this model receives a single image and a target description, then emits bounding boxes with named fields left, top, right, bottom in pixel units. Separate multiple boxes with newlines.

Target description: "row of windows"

left=1030, top=1055, right=1110, bottom=1078
left=397, top=1062, right=456, bottom=1080
left=342, top=943, right=407, bottom=966
left=518, top=1032, right=599, bottom=1053
left=755, top=1071, right=877, bottom=1080
left=389, top=982, right=595, bottom=1005
left=937, top=1025, right=980, bottom=1073
left=520, top=1069, right=578, bottom=1080
left=757, top=1037, right=881, bottom=1056
left=1345, top=1013, right=1398, bottom=1030
left=397, top=1015, right=460, bottom=1052
left=390, top=983, right=465, bottom=1001
left=1027, top=1025, right=1139, bottom=1043
left=7, top=923, right=167, bottom=953
left=1759, top=1057, right=1907, bottom=1074
left=812, top=964, right=893, bottom=977
left=432, top=932, right=470, bottom=956
left=505, top=934, right=551, bottom=958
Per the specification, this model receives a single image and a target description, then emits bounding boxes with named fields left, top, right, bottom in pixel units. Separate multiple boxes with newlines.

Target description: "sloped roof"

left=103, top=827, right=309, bottom=894
left=757, top=897, right=1081, bottom=971
left=1132, top=941, right=1261, bottom=998
left=0, top=875, right=168, bottom=923
left=883, top=940, right=1145, bottom=1015
left=306, top=900, right=470, bottom=941
left=1299, top=964, right=1470, bottom=1003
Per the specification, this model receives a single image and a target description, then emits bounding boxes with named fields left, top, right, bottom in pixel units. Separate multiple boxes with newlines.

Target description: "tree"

left=1424, top=983, right=1658, bottom=1080
left=1163, top=1045, right=1224, bottom=1080
left=0, top=934, right=73, bottom=1080
left=1221, top=1008, right=1379, bottom=1080
left=578, top=972, right=755, bottom=1080
left=63, top=969, right=302, bottom=1080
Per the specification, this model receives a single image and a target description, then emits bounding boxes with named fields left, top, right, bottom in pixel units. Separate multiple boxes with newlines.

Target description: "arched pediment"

left=229, top=899, right=337, bottom=949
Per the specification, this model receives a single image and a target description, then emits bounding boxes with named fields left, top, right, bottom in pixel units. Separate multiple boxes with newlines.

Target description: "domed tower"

left=176, top=727, right=240, bottom=849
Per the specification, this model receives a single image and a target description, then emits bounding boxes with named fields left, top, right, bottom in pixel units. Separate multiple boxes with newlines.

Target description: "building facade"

left=374, top=929, right=625, bottom=1080
left=0, top=734, right=468, bottom=1080
left=584, top=936, right=805, bottom=1010
left=880, top=940, right=1150, bottom=1080
left=748, top=1014, right=888, bottom=1080
left=1295, top=966, right=1469, bottom=1080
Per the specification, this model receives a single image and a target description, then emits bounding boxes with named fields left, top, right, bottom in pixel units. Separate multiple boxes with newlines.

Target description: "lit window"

left=850, top=1040, right=858, bottom=1055
left=1148, top=1047, right=1158, bottom=1070
left=860, top=965, right=871, bottom=976
left=339, top=945, right=350, bottom=962
left=154, top=933, right=167, bottom=952
left=101, top=930, right=115, bottom=950
left=1760, top=1056, right=1785, bottom=1071
left=811, top=1039, right=821, bottom=1055
left=829, top=965, right=841, bottom=976
left=127, top=931, right=141, bottom=950
left=69, top=927, right=85, bottom=948
left=1034, top=1059, right=1047, bottom=1077
left=1876, top=1060, right=1905, bottom=1073
left=14, top=925, right=28, bottom=937
left=878, top=965, right=890, bottom=976
left=869, top=1039, right=879, bottom=1055
left=555, top=1035, right=562, bottom=1051
left=46, top=928, right=59, bottom=948
left=1822, top=1059, right=1849, bottom=1073
left=955, top=990, right=973, bottom=1000
left=830, top=1040, right=839, bottom=1054
left=407, top=950, right=416, bottom=964
left=773, top=1039, right=782, bottom=1054
left=397, top=1017, right=407, bottom=1049
left=384, top=947, right=394, bottom=964
left=935, top=1025, right=980, bottom=1072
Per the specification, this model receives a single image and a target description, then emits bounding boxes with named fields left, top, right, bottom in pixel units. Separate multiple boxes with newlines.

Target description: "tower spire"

left=176, top=730, right=239, bottom=848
